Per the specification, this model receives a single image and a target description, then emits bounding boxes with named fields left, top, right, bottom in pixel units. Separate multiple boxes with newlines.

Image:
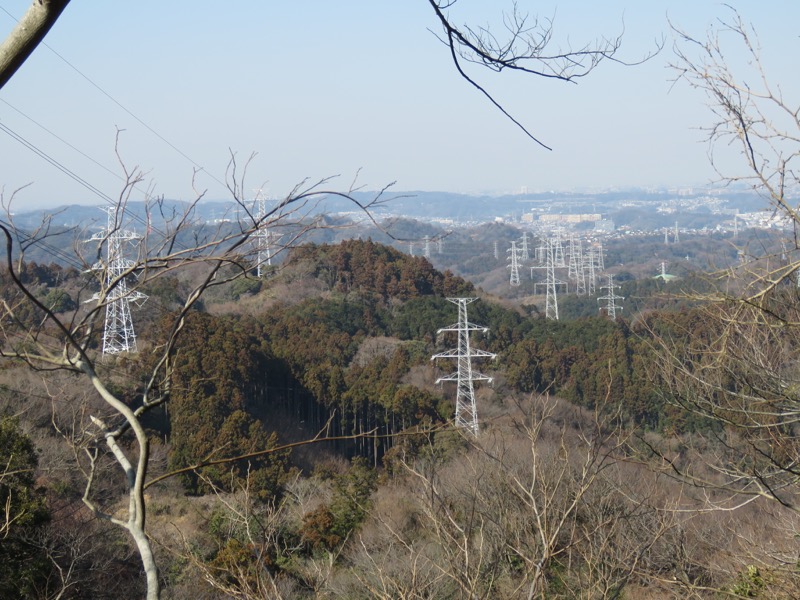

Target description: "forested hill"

left=132, top=238, right=695, bottom=500
left=283, top=238, right=475, bottom=300
left=3, top=237, right=779, bottom=597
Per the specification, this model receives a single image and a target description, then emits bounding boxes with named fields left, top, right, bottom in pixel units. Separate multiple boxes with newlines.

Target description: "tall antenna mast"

left=432, top=298, right=496, bottom=436
left=598, top=274, right=624, bottom=320
left=86, top=206, right=147, bottom=354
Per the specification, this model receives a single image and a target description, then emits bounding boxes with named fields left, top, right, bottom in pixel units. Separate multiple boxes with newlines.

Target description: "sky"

left=0, top=1, right=797, bottom=210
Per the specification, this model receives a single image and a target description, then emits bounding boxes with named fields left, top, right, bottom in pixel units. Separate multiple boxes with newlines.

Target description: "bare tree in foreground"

left=0, top=149, right=386, bottom=599
left=0, top=0, right=70, bottom=90
left=346, top=395, right=681, bottom=599
left=637, top=9, right=800, bottom=595
left=661, top=6, right=800, bottom=509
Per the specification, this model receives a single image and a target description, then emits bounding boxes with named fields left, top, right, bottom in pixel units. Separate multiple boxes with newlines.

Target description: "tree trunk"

left=0, top=0, right=71, bottom=90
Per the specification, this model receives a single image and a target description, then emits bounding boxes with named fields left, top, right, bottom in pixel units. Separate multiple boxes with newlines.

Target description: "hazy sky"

left=0, top=1, right=796, bottom=210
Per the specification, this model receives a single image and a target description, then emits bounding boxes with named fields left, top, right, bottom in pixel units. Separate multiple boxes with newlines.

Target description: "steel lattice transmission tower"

left=598, top=274, right=624, bottom=320
left=520, top=231, right=530, bottom=260
left=86, top=206, right=147, bottom=354
left=532, top=239, right=564, bottom=320
left=567, top=234, right=579, bottom=280
left=568, top=237, right=587, bottom=296
left=508, top=241, right=521, bottom=287
left=585, top=243, right=604, bottom=295
left=432, top=298, right=496, bottom=436
left=552, top=230, right=566, bottom=267
left=252, top=196, right=273, bottom=278
left=544, top=240, right=560, bottom=320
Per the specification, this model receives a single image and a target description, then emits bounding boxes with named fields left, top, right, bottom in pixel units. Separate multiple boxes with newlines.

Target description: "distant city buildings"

left=537, top=213, right=603, bottom=224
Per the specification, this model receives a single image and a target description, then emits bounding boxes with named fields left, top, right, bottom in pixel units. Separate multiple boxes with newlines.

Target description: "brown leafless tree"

left=654, top=6, right=800, bottom=507
left=346, top=394, right=680, bottom=599
left=0, top=146, right=384, bottom=599
left=634, top=10, right=800, bottom=595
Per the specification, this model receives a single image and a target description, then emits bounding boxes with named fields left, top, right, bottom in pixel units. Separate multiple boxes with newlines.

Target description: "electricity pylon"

left=598, top=274, right=624, bottom=320
left=252, top=196, right=272, bottom=278
left=552, top=230, right=566, bottom=267
left=86, top=206, right=147, bottom=354
left=520, top=231, right=530, bottom=260
left=567, top=235, right=579, bottom=280
left=586, top=246, right=597, bottom=295
left=432, top=298, right=496, bottom=436
left=545, top=240, right=560, bottom=319
left=508, top=241, right=521, bottom=287
left=569, top=237, right=587, bottom=295
left=424, top=235, right=431, bottom=258
left=532, top=239, right=564, bottom=319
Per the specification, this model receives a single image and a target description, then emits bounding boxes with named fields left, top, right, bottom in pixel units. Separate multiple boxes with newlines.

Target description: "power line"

left=0, top=98, right=123, bottom=183
left=0, top=121, right=113, bottom=205
left=0, top=120, right=199, bottom=253
left=0, top=4, right=228, bottom=191
left=0, top=217, right=85, bottom=270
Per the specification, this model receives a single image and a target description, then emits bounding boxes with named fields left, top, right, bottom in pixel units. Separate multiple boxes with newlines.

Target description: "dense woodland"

left=1, top=236, right=798, bottom=599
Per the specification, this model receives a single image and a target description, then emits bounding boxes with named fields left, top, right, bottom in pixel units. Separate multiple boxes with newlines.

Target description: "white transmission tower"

left=424, top=235, right=431, bottom=259
left=86, top=206, right=147, bottom=354
left=508, top=241, right=521, bottom=287
left=585, top=247, right=597, bottom=295
left=545, top=240, right=560, bottom=320
left=598, top=274, right=624, bottom=320
left=432, top=298, right=496, bottom=436
left=532, top=239, right=564, bottom=319
left=552, top=230, right=566, bottom=267
left=252, top=196, right=273, bottom=278
left=567, top=235, right=579, bottom=280
left=568, top=237, right=587, bottom=295
left=520, top=231, right=530, bottom=260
